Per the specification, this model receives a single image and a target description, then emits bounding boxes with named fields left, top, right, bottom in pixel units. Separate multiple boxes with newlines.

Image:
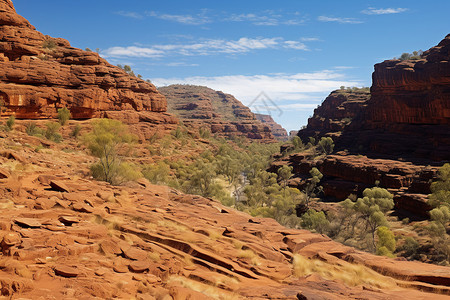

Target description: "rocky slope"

left=0, top=127, right=449, bottom=299
left=0, top=0, right=169, bottom=121
left=160, top=85, right=274, bottom=141
left=255, top=113, right=288, bottom=141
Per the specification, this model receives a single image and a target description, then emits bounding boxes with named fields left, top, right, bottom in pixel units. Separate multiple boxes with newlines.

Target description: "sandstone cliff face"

left=0, top=0, right=167, bottom=119
left=286, top=35, right=450, bottom=218
left=298, top=89, right=370, bottom=142
left=339, top=35, right=450, bottom=161
left=160, top=85, right=274, bottom=141
left=254, top=113, right=288, bottom=141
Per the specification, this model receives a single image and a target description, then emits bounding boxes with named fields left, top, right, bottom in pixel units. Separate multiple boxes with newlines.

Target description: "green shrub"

left=318, top=137, right=334, bottom=154
left=25, top=122, right=45, bottom=137
left=71, top=124, right=81, bottom=137
left=301, top=209, right=330, bottom=234
left=376, top=226, right=396, bottom=257
left=45, top=122, right=62, bottom=142
left=6, top=115, right=15, bottom=131
left=83, top=119, right=138, bottom=185
left=57, top=107, right=71, bottom=126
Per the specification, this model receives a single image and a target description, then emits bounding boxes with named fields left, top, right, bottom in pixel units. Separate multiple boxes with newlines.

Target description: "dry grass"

left=237, top=249, right=260, bottom=266
left=168, top=276, right=240, bottom=300
left=292, top=254, right=397, bottom=289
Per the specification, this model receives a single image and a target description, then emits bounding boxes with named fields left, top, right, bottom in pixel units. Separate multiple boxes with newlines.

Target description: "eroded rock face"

left=255, top=113, right=288, bottom=141
left=298, top=89, right=370, bottom=142
left=0, top=0, right=167, bottom=119
left=160, top=85, right=275, bottom=141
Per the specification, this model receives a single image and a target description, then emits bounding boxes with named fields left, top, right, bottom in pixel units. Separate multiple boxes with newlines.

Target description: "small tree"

left=278, top=165, right=293, bottom=195
left=302, top=167, right=323, bottom=208
left=292, top=136, right=303, bottom=150
left=318, top=137, right=334, bottom=154
left=301, top=209, right=330, bottom=234
left=83, top=119, right=139, bottom=185
left=57, top=107, right=71, bottom=126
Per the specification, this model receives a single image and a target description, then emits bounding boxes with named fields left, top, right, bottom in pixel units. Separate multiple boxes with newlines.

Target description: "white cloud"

left=104, top=46, right=164, bottom=58
left=146, top=11, right=211, bottom=25
left=226, top=12, right=305, bottom=26
left=362, top=7, right=408, bottom=15
left=318, top=16, right=363, bottom=24
left=116, top=11, right=143, bottom=19
left=165, top=62, right=199, bottom=67
left=151, top=71, right=361, bottom=108
left=103, top=37, right=310, bottom=58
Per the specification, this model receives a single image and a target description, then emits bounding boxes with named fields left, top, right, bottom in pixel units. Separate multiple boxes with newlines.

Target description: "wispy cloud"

left=116, top=11, right=143, bottom=19
left=361, top=7, right=408, bottom=15
left=318, top=16, right=363, bottom=24
left=103, top=37, right=310, bottom=58
left=151, top=71, right=361, bottom=108
left=146, top=11, right=211, bottom=25
left=226, top=12, right=305, bottom=26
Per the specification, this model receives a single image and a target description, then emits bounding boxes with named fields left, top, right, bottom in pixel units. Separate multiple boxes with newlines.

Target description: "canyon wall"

left=255, top=113, right=288, bottom=141
left=0, top=0, right=167, bottom=120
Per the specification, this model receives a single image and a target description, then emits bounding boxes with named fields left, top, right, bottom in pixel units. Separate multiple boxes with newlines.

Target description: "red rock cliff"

left=254, top=113, right=288, bottom=141
left=0, top=0, right=167, bottom=119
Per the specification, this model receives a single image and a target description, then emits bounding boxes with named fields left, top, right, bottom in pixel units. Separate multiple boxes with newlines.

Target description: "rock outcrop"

left=298, top=88, right=370, bottom=142
left=283, top=35, right=450, bottom=218
left=255, top=113, right=288, bottom=141
left=0, top=129, right=448, bottom=299
left=0, top=0, right=167, bottom=119
left=160, top=85, right=275, bottom=141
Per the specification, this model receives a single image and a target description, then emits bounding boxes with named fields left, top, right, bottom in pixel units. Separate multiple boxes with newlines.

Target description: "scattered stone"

left=0, top=168, right=10, bottom=179
left=58, top=215, right=79, bottom=226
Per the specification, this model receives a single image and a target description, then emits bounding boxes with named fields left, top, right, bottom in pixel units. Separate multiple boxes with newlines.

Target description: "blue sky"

left=13, top=0, right=450, bottom=131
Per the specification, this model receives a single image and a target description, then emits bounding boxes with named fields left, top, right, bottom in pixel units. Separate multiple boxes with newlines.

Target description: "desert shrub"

left=44, top=122, right=62, bottom=142
left=400, top=237, right=420, bottom=258
left=6, top=115, right=15, bottom=131
left=302, top=167, right=323, bottom=208
left=292, top=136, right=303, bottom=150
left=42, top=39, right=57, bottom=50
left=376, top=226, right=396, bottom=257
left=301, top=209, right=330, bottom=234
left=397, top=50, right=423, bottom=61
left=71, top=124, right=81, bottom=137
left=199, top=127, right=211, bottom=139
left=142, top=161, right=170, bottom=184
left=429, top=163, right=450, bottom=208
left=318, top=137, right=334, bottom=154
left=25, top=122, right=44, bottom=137
left=83, top=118, right=138, bottom=185
left=57, top=107, right=71, bottom=126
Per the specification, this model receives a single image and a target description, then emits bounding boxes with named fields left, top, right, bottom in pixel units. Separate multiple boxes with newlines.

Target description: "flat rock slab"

left=121, top=246, right=148, bottom=261
left=0, top=168, right=10, bottom=179
left=50, top=180, right=70, bottom=193
left=58, top=215, right=80, bottom=226
left=14, top=218, right=42, bottom=228
left=129, top=261, right=150, bottom=273
left=54, top=265, right=79, bottom=278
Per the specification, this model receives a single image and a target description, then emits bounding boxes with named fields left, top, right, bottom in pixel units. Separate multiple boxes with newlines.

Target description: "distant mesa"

left=254, top=113, right=288, bottom=141
left=159, top=84, right=275, bottom=141
left=0, top=0, right=167, bottom=120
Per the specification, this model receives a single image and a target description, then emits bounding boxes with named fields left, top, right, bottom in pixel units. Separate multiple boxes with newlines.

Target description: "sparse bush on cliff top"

left=83, top=118, right=140, bottom=185
left=318, top=137, right=334, bottom=154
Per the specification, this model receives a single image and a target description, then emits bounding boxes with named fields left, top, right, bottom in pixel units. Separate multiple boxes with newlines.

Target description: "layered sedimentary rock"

left=284, top=35, right=450, bottom=218
left=0, top=0, right=167, bottom=119
left=298, top=89, right=370, bottom=142
left=160, top=85, right=274, bottom=141
left=339, top=34, right=450, bottom=161
left=255, top=113, right=288, bottom=141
